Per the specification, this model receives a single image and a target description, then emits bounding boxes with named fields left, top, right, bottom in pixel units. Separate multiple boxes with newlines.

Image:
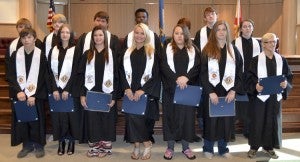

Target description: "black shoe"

left=17, top=148, right=34, bottom=158
left=35, top=148, right=45, bottom=158
left=58, top=141, right=65, bottom=155
left=67, top=141, right=75, bottom=155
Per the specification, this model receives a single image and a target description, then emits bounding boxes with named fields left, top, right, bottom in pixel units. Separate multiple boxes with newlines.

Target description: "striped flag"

left=159, top=0, right=165, bottom=44
left=47, top=0, right=56, bottom=32
left=234, top=0, right=242, bottom=38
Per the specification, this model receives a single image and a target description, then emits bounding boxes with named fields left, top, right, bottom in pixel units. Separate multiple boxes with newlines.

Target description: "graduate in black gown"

left=47, top=24, right=80, bottom=155
left=246, top=33, right=293, bottom=159
left=78, top=26, right=119, bottom=158
left=7, top=28, right=49, bottom=158
left=232, top=19, right=262, bottom=140
left=43, top=14, right=67, bottom=59
left=120, top=23, right=160, bottom=160
left=160, top=24, right=200, bottom=160
left=200, top=20, right=243, bottom=159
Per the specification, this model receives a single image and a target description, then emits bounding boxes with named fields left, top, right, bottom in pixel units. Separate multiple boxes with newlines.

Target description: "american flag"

left=47, top=0, right=56, bottom=32
left=234, top=0, right=242, bottom=38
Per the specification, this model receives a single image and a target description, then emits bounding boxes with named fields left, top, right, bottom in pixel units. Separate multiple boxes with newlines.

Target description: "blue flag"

left=159, top=0, right=165, bottom=44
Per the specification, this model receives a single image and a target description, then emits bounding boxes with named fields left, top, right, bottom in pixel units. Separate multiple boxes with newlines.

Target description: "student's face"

left=134, top=26, right=146, bottom=44
left=21, top=34, right=36, bottom=49
left=204, top=12, right=217, bottom=25
left=216, top=24, right=227, bottom=41
left=60, top=26, right=71, bottom=42
left=263, top=36, right=277, bottom=53
left=94, top=18, right=108, bottom=30
left=173, top=26, right=184, bottom=46
left=17, top=24, right=26, bottom=34
left=135, top=12, right=148, bottom=24
left=241, top=21, right=254, bottom=38
left=93, top=29, right=105, bottom=45
left=53, top=21, right=64, bottom=32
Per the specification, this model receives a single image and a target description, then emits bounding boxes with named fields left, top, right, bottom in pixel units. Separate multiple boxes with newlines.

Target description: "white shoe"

left=204, top=152, right=213, bottom=159
left=222, top=153, right=232, bottom=158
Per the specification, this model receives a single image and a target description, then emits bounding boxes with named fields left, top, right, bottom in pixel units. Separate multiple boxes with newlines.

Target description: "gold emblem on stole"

left=224, top=76, right=233, bottom=85
left=55, top=74, right=59, bottom=81
left=17, top=76, right=24, bottom=83
left=104, top=80, right=112, bottom=87
left=60, top=75, right=69, bottom=83
left=211, top=73, right=217, bottom=79
left=87, top=75, right=93, bottom=83
left=27, top=84, right=36, bottom=92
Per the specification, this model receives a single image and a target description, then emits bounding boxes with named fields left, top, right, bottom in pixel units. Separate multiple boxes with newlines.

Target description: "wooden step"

left=282, top=96, right=300, bottom=108
left=0, top=85, right=9, bottom=97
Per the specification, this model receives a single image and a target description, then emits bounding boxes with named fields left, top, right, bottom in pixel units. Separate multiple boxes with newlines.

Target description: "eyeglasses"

left=264, top=41, right=277, bottom=44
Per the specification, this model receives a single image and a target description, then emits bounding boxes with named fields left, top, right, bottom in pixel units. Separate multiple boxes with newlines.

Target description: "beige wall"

left=0, top=0, right=296, bottom=54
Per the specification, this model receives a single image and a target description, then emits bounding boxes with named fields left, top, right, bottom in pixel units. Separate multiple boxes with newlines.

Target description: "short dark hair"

left=16, top=18, right=32, bottom=29
left=135, top=8, right=148, bottom=18
left=19, top=28, right=37, bottom=39
left=94, top=11, right=109, bottom=23
left=203, top=6, right=217, bottom=18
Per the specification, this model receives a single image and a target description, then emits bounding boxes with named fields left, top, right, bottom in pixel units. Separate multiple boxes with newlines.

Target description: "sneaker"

left=263, top=149, right=279, bottom=159
left=87, top=147, right=100, bottom=157
left=247, top=149, right=257, bottom=159
left=17, top=148, right=34, bottom=158
left=221, top=153, right=232, bottom=158
left=203, top=152, right=213, bottom=159
left=35, top=148, right=45, bottom=158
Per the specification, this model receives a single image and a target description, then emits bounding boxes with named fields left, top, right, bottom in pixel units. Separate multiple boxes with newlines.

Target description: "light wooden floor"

left=0, top=133, right=300, bottom=162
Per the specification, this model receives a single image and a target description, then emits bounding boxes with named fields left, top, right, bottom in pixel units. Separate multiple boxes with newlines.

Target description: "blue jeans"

left=203, top=139, right=229, bottom=155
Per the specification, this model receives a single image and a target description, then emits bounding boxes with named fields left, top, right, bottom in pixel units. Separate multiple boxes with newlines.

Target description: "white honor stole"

left=123, top=48, right=154, bottom=87
left=208, top=44, right=236, bottom=91
left=83, top=31, right=111, bottom=55
left=127, top=30, right=155, bottom=49
left=257, top=52, right=283, bottom=102
left=200, top=26, right=208, bottom=51
left=235, top=37, right=260, bottom=72
left=166, top=43, right=195, bottom=73
left=51, top=46, right=75, bottom=89
left=85, top=48, right=114, bottom=93
left=16, top=46, right=41, bottom=97
left=45, top=32, right=54, bottom=59
left=9, top=37, right=20, bottom=56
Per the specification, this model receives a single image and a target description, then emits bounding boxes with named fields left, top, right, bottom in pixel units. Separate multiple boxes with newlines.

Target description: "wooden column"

left=19, top=0, right=35, bottom=27
left=281, top=0, right=297, bottom=56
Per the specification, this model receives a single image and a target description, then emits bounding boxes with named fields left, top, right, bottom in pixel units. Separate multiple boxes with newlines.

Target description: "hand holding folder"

left=86, top=91, right=112, bottom=112
left=173, top=85, right=202, bottom=107
left=122, top=94, right=147, bottom=115
left=48, top=94, right=74, bottom=112
left=258, top=75, right=286, bottom=95
left=209, top=97, right=235, bottom=117
left=13, top=100, right=38, bottom=122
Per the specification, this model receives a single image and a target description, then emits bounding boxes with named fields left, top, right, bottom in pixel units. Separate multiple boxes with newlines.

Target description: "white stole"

left=200, top=26, right=208, bottom=51
left=165, top=43, right=195, bottom=73
left=51, top=46, right=75, bottom=89
left=9, top=37, right=20, bottom=56
left=257, top=52, right=283, bottom=102
left=123, top=48, right=154, bottom=87
left=127, top=30, right=155, bottom=49
left=85, top=48, right=114, bottom=93
left=16, top=46, right=41, bottom=97
left=235, top=37, right=260, bottom=72
left=45, top=32, right=54, bottom=59
left=208, top=44, right=236, bottom=91
left=83, top=31, right=111, bottom=55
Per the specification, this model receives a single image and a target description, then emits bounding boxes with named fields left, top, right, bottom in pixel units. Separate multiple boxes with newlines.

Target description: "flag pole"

left=159, top=0, right=165, bottom=44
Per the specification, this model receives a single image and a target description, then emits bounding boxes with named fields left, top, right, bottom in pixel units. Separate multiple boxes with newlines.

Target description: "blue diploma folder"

left=121, top=94, right=147, bottom=115
left=258, top=75, right=285, bottom=95
left=235, top=94, right=249, bottom=101
left=48, top=94, right=74, bottom=112
left=86, top=91, right=112, bottom=112
left=13, top=101, right=38, bottom=122
left=209, top=97, right=235, bottom=117
left=173, top=85, right=202, bottom=107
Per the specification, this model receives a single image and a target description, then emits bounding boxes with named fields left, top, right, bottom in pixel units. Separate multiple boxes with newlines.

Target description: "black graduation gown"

left=47, top=46, right=81, bottom=141
left=78, top=49, right=119, bottom=143
left=119, top=47, right=160, bottom=143
left=7, top=48, right=49, bottom=146
left=246, top=54, right=293, bottom=149
left=160, top=46, right=200, bottom=142
left=200, top=45, right=243, bottom=142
